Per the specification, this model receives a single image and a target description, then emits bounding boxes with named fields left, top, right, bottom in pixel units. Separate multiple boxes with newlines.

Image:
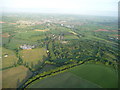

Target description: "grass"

left=6, top=38, right=37, bottom=50
left=69, top=63, right=118, bottom=88
left=2, top=65, right=33, bottom=88
left=64, top=35, right=79, bottom=40
left=19, top=48, right=47, bottom=69
left=38, top=64, right=57, bottom=74
left=91, top=36, right=118, bottom=45
left=30, top=35, right=46, bottom=41
left=28, top=63, right=118, bottom=88
left=14, top=31, right=45, bottom=40
left=28, top=72, right=100, bottom=88
left=2, top=37, right=9, bottom=45
left=2, top=47, right=18, bottom=69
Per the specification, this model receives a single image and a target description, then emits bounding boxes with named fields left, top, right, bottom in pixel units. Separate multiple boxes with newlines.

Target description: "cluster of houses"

left=50, top=34, right=64, bottom=40
left=20, top=44, right=35, bottom=50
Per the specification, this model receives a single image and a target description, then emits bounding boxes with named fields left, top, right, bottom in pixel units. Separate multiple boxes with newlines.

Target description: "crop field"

left=28, top=72, right=100, bottom=88
left=2, top=33, right=10, bottom=38
left=28, top=63, right=118, bottom=88
left=69, top=63, right=118, bottom=88
left=6, top=38, right=37, bottom=50
left=14, top=31, right=46, bottom=40
left=2, top=48, right=18, bottom=69
left=19, top=48, right=47, bottom=69
left=30, top=36, right=46, bottom=41
left=34, top=29, right=49, bottom=32
left=2, top=65, right=33, bottom=88
left=64, top=35, right=79, bottom=40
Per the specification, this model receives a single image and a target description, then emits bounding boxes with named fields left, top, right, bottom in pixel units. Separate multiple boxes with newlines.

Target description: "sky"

left=1, top=0, right=119, bottom=16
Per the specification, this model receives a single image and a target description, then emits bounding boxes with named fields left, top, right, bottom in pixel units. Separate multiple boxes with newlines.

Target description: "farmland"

left=19, top=48, right=47, bottom=70
left=28, top=72, right=100, bottom=88
left=69, top=63, right=118, bottom=88
left=2, top=65, right=33, bottom=88
left=1, top=13, right=118, bottom=88
left=28, top=63, right=117, bottom=88
left=2, top=48, right=18, bottom=69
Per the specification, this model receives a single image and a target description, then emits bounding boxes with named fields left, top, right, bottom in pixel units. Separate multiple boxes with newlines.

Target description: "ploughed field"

left=28, top=63, right=118, bottom=88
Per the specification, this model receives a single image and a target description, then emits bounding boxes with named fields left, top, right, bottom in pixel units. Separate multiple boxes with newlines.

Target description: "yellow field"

left=2, top=48, right=18, bottom=69
left=19, top=48, right=47, bottom=69
left=2, top=65, right=33, bottom=88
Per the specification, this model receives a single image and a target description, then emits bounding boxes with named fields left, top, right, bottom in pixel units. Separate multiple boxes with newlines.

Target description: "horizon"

left=1, top=0, right=119, bottom=17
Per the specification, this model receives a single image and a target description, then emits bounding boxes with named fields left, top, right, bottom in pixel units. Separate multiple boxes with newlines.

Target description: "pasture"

left=64, top=35, right=79, bottom=40
left=6, top=38, right=37, bottom=50
left=2, top=65, right=33, bottom=88
left=14, top=31, right=46, bottom=40
left=28, top=63, right=118, bottom=88
left=28, top=72, right=100, bottom=88
left=34, top=29, right=49, bottom=32
left=19, top=48, right=47, bottom=69
left=69, top=63, right=118, bottom=88
left=2, top=48, right=18, bottom=69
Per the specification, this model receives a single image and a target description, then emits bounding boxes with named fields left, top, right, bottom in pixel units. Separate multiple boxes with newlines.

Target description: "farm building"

left=4, top=54, right=8, bottom=58
left=20, top=44, right=35, bottom=50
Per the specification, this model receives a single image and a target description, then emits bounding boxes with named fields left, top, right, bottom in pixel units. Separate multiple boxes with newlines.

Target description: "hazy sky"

left=1, top=0, right=119, bottom=16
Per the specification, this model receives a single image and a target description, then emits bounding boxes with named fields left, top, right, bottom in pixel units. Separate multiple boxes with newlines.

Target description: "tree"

left=17, top=56, right=23, bottom=65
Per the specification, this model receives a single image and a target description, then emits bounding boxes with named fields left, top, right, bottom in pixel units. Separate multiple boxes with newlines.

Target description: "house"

left=20, top=44, right=35, bottom=50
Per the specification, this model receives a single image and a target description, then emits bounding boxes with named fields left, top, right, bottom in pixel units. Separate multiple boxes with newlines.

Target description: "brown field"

left=112, top=34, right=120, bottom=36
left=2, top=33, right=10, bottom=38
left=0, top=22, right=6, bottom=24
left=2, top=65, right=33, bottom=88
left=95, top=29, right=118, bottom=32
left=94, top=29, right=109, bottom=32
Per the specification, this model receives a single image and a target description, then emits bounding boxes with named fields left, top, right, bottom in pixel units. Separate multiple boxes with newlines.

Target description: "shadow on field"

left=17, top=70, right=33, bottom=88
left=17, top=55, right=48, bottom=88
left=33, top=55, right=48, bottom=70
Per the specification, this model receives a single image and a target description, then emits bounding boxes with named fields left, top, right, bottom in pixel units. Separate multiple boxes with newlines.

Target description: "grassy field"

left=30, top=35, right=46, bottom=41
left=19, top=48, right=47, bottom=69
left=14, top=31, right=46, bottom=40
left=64, top=35, right=79, bottom=40
left=2, top=48, right=18, bottom=69
left=6, top=38, right=38, bottom=50
left=28, top=72, right=100, bottom=88
left=69, top=63, right=118, bottom=88
left=2, top=65, right=33, bottom=88
left=28, top=63, right=118, bottom=88
left=38, top=64, right=57, bottom=73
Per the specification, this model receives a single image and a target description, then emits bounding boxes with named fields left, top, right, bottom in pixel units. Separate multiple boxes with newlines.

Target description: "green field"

left=14, top=31, right=46, bottom=40
left=2, top=48, right=18, bottom=69
left=69, top=63, right=118, bottom=88
left=64, top=35, right=79, bottom=40
left=19, top=48, right=47, bottom=69
left=28, top=72, right=100, bottom=88
left=28, top=63, right=118, bottom=88
left=2, top=65, right=33, bottom=88
left=6, top=38, right=38, bottom=50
